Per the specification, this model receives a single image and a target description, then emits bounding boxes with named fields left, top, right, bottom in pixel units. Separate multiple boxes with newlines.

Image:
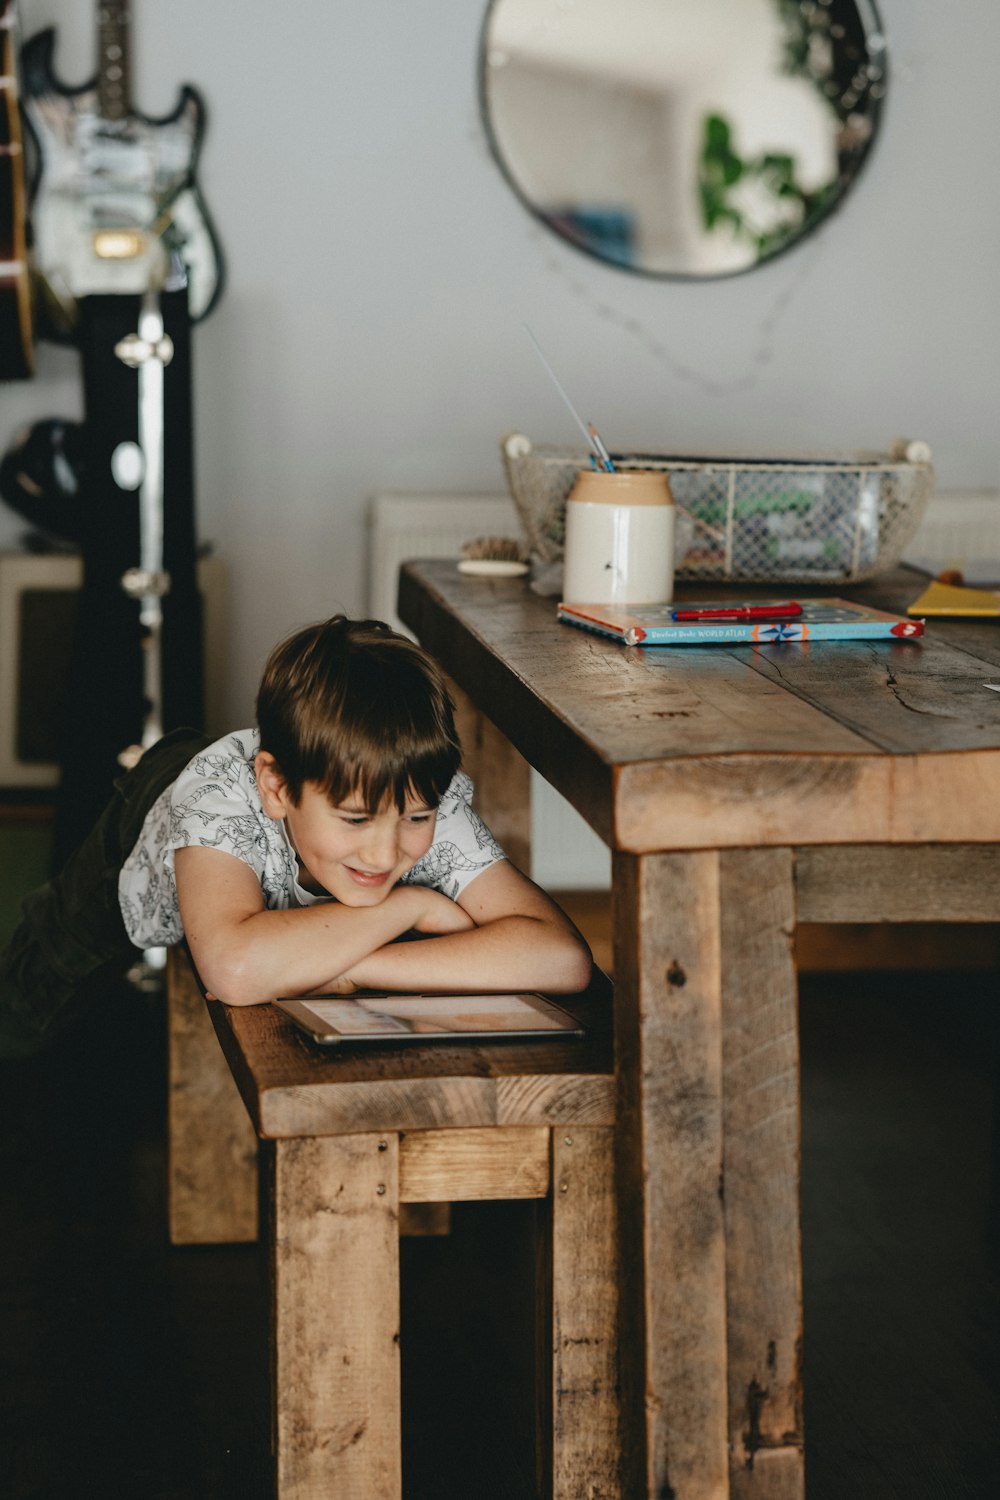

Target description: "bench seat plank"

left=207, top=971, right=615, bottom=1139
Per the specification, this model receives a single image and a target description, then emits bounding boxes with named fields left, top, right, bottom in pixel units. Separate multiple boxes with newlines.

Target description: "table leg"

left=614, top=850, right=729, bottom=1499
left=720, top=848, right=803, bottom=1498
left=613, top=849, right=803, bottom=1500
left=448, top=680, right=532, bottom=873
left=166, top=945, right=258, bottom=1244
left=268, top=1133, right=402, bottom=1500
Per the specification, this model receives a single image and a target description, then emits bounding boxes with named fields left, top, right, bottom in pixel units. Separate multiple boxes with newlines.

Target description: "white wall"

left=2, top=0, right=998, bottom=727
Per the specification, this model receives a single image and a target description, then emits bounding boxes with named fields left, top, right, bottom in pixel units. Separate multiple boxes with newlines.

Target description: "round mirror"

left=479, top=0, right=886, bottom=279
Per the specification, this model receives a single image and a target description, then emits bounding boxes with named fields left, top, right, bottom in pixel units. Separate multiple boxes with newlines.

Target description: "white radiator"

left=367, top=488, right=1000, bottom=891
left=906, top=491, right=1000, bottom=581
left=368, top=492, right=519, bottom=631
left=368, top=493, right=611, bottom=889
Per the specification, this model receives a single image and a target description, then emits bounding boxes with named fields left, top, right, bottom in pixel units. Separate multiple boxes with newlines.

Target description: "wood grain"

left=796, top=844, right=1000, bottom=923
left=616, top=748, right=1000, bottom=851
left=719, top=850, right=803, bottom=1498
left=166, top=946, right=258, bottom=1245
left=612, top=851, right=729, bottom=1500
left=495, top=1069, right=615, bottom=1126
left=742, top=631, right=1000, bottom=754
left=613, top=752, right=890, bottom=851
left=398, top=1125, right=550, bottom=1201
left=549, top=1127, right=622, bottom=1499
left=269, top=1133, right=401, bottom=1499
left=888, top=749, right=1000, bottom=841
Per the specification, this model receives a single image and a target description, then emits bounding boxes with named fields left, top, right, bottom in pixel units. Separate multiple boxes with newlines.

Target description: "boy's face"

left=256, top=753, right=437, bottom=905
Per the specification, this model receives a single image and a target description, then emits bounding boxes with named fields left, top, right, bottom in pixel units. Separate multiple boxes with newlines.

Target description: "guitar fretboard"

left=1, top=0, right=33, bottom=374
left=97, top=0, right=131, bottom=120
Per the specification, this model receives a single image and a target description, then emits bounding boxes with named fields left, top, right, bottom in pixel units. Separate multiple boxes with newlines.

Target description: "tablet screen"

left=276, top=992, right=584, bottom=1046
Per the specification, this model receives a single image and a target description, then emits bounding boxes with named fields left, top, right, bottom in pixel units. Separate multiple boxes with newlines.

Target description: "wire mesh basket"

left=500, top=434, right=934, bottom=587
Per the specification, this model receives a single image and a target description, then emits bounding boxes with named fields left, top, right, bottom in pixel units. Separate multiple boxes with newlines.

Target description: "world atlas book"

left=557, top=599, right=925, bottom=646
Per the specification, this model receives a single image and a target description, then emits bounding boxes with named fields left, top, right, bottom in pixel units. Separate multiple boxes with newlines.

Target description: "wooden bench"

left=166, top=947, right=621, bottom=1498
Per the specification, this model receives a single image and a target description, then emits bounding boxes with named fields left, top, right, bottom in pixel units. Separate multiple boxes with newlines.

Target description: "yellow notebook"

left=907, top=580, right=1000, bottom=617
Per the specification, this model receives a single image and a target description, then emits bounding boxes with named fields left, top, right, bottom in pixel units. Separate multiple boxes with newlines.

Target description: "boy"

left=1, top=616, right=592, bottom=1056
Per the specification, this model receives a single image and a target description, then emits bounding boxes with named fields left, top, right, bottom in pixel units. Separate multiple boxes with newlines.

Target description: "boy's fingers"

left=324, top=974, right=359, bottom=995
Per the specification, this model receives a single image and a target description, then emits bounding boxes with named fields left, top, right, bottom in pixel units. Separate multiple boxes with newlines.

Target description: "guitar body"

left=0, top=0, right=34, bottom=377
left=21, top=24, right=224, bottom=339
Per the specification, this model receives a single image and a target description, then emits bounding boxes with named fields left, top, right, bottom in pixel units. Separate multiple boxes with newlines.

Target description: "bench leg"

left=268, top=1134, right=402, bottom=1500
left=541, top=1125, right=622, bottom=1499
left=166, top=946, right=258, bottom=1245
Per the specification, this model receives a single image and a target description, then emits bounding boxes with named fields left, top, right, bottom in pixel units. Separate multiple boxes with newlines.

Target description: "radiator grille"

left=368, top=493, right=519, bottom=631
left=906, top=492, right=1000, bottom=581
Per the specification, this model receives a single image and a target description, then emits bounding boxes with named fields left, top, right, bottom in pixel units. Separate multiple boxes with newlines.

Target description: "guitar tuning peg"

left=114, top=332, right=175, bottom=367
left=120, top=567, right=171, bottom=599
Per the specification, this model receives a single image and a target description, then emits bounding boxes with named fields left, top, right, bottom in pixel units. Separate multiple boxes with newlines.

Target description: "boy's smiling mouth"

left=344, top=866, right=394, bottom=888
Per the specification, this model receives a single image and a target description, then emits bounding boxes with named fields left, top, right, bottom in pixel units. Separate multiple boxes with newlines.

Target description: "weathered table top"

left=399, top=562, right=1000, bottom=851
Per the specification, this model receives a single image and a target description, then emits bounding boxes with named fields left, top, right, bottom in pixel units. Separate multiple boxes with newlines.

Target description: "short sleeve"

left=118, top=729, right=296, bottom=947
left=401, top=771, right=506, bottom=900
left=164, top=738, right=294, bottom=905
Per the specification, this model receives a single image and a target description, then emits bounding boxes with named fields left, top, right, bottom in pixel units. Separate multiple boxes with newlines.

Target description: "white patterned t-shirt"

left=117, top=729, right=506, bottom=948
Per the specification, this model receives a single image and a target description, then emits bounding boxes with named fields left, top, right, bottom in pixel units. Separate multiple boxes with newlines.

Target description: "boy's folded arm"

left=344, top=862, right=594, bottom=995
left=174, top=846, right=455, bottom=1005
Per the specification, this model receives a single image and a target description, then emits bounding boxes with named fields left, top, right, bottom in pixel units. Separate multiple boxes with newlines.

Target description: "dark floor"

left=2, top=968, right=998, bottom=1499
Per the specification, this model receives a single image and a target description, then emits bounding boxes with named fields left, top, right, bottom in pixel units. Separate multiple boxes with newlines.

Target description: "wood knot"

left=666, top=961, right=687, bottom=987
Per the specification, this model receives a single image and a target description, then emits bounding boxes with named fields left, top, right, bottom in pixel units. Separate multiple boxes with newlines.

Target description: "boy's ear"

left=255, top=751, right=292, bottom=819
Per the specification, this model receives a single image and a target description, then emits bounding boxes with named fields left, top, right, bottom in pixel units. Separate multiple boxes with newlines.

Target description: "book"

left=557, top=598, right=925, bottom=646
left=906, top=580, right=1000, bottom=617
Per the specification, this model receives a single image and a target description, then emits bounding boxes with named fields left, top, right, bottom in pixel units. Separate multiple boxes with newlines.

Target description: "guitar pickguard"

left=21, top=27, right=223, bottom=333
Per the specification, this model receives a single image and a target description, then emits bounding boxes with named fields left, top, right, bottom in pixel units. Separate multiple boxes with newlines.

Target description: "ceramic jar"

left=561, top=469, right=675, bottom=604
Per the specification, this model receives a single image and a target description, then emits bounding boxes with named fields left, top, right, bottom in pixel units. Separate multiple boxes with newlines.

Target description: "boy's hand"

left=310, top=974, right=359, bottom=996
left=336, top=891, right=474, bottom=991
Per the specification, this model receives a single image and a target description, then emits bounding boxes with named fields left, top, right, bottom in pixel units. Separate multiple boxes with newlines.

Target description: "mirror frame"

left=478, top=0, right=888, bottom=281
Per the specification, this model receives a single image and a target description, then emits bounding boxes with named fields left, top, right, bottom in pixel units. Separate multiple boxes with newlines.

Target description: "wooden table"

left=398, top=560, right=1000, bottom=1500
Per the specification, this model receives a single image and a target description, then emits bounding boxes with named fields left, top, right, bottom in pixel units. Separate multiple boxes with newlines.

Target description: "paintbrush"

left=523, top=324, right=615, bottom=472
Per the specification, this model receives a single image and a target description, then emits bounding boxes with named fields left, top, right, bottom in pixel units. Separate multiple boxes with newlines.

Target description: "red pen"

left=671, top=602, right=803, bottom=622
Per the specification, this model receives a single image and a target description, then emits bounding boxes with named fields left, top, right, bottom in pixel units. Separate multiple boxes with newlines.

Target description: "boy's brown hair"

left=256, top=616, right=461, bottom=809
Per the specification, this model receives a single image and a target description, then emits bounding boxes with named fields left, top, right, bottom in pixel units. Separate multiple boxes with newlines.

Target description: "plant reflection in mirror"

left=698, top=113, right=838, bottom=261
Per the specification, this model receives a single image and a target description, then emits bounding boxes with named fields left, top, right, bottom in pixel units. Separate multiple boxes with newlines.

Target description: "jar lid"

left=568, top=470, right=674, bottom=506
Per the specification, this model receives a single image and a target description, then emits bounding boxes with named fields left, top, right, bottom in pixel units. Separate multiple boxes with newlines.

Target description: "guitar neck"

left=1, top=0, right=33, bottom=377
left=97, top=0, right=131, bottom=120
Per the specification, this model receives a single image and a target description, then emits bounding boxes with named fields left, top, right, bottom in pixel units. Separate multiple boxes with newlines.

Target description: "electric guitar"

left=0, top=0, right=33, bottom=377
left=20, top=0, right=223, bottom=340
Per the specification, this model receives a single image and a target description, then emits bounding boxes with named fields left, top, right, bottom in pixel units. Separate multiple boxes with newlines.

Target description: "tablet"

left=276, top=992, right=585, bottom=1047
